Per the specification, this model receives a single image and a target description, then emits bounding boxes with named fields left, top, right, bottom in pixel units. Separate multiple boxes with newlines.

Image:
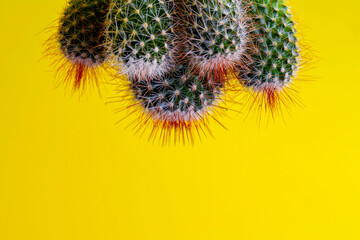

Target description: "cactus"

left=43, top=0, right=306, bottom=141
left=47, top=0, right=110, bottom=91
left=126, top=63, right=224, bottom=143
left=175, top=0, right=249, bottom=83
left=239, top=0, right=300, bottom=112
left=106, top=0, right=175, bottom=80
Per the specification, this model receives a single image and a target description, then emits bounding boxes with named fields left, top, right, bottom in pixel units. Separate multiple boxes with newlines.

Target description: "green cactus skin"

left=131, top=63, right=223, bottom=125
left=106, top=0, right=175, bottom=80
left=175, top=0, right=249, bottom=82
left=57, top=0, right=110, bottom=90
left=239, top=0, right=300, bottom=109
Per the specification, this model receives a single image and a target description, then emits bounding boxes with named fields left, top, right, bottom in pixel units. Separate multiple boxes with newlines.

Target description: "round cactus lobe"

left=57, top=0, right=110, bottom=91
left=239, top=0, right=300, bottom=111
left=107, top=0, right=175, bottom=80
left=176, top=0, right=249, bottom=83
left=131, top=64, right=223, bottom=124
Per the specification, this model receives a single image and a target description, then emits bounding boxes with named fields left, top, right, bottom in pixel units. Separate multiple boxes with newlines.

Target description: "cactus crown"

left=59, top=0, right=109, bottom=66
left=240, top=0, right=299, bottom=89
left=107, top=0, right=175, bottom=79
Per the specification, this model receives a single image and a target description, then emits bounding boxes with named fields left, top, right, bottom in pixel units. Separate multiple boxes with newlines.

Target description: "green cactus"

left=129, top=63, right=223, bottom=138
left=56, top=0, right=110, bottom=90
left=106, top=0, right=175, bottom=80
left=239, top=0, right=300, bottom=109
left=175, top=0, right=249, bottom=82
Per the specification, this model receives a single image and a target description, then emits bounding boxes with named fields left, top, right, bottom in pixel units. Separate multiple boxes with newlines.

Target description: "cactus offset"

left=106, top=0, right=175, bottom=80
left=175, top=0, right=249, bottom=83
left=119, top=63, right=224, bottom=143
left=239, top=0, right=300, bottom=112
left=46, top=0, right=110, bottom=91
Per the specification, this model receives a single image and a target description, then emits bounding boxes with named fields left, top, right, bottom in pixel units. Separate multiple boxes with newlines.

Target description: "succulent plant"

left=51, top=0, right=110, bottom=91
left=44, top=0, right=306, bottom=141
left=106, top=0, right=175, bottom=80
left=175, top=0, right=249, bottom=83
left=239, top=0, right=300, bottom=112
left=128, top=63, right=224, bottom=142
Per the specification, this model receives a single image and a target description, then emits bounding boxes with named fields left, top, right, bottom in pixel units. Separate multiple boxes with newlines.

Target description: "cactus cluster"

left=56, top=0, right=110, bottom=90
left=239, top=0, right=300, bottom=110
left=46, top=0, right=304, bottom=142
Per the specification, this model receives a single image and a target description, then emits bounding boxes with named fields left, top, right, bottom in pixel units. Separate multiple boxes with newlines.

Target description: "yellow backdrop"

left=0, top=0, right=359, bottom=239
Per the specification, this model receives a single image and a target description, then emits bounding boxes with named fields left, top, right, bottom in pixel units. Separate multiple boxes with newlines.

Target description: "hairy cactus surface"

left=131, top=63, right=222, bottom=123
left=175, top=0, right=249, bottom=83
left=126, top=63, right=224, bottom=142
left=239, top=0, right=300, bottom=111
left=55, top=0, right=110, bottom=91
left=106, top=0, right=175, bottom=80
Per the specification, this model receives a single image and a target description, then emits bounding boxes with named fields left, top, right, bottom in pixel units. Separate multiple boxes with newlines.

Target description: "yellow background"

left=1, top=0, right=360, bottom=239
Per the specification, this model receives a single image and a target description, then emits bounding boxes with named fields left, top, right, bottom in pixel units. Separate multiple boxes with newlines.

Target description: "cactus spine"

left=239, top=0, right=300, bottom=111
left=175, top=0, right=249, bottom=83
left=106, top=0, right=175, bottom=80
left=55, top=0, right=110, bottom=91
